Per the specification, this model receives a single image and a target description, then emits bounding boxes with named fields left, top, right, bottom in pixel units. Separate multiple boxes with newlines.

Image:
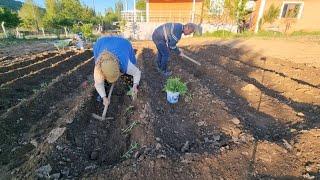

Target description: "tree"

left=200, top=0, right=228, bottom=24
left=0, top=7, right=21, bottom=28
left=224, top=0, right=249, bottom=22
left=43, top=0, right=60, bottom=28
left=263, top=4, right=280, bottom=24
left=81, top=6, right=96, bottom=23
left=58, top=0, right=83, bottom=27
left=115, top=0, right=123, bottom=17
left=136, top=0, right=146, bottom=10
left=18, top=0, right=42, bottom=31
left=105, top=7, right=114, bottom=14
left=0, top=0, right=23, bottom=12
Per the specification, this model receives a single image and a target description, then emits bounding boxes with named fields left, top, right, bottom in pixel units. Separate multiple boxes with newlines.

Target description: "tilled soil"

left=0, top=50, right=91, bottom=113
left=0, top=51, right=75, bottom=84
left=0, top=41, right=319, bottom=179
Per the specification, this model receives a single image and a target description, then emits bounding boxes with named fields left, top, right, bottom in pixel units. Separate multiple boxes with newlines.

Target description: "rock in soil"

left=156, top=143, right=162, bottom=150
left=35, top=164, right=52, bottom=178
left=231, top=118, right=240, bottom=125
left=241, top=84, right=258, bottom=92
left=156, top=154, right=167, bottom=159
left=181, top=141, right=190, bottom=153
left=90, top=150, right=99, bottom=160
left=50, top=173, right=60, bottom=179
left=47, top=127, right=66, bottom=144
left=282, top=139, right=293, bottom=150
left=197, top=121, right=206, bottom=127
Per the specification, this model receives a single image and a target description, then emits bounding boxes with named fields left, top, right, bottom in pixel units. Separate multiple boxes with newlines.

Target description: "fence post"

left=64, top=27, right=68, bottom=37
left=16, top=27, right=20, bottom=38
left=1, top=21, right=7, bottom=38
left=41, top=27, right=45, bottom=37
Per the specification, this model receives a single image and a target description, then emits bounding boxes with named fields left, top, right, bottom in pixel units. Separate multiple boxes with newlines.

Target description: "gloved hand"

left=179, top=49, right=185, bottom=57
left=102, top=96, right=110, bottom=106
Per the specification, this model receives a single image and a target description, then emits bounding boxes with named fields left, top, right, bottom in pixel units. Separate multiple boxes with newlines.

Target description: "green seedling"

left=86, top=75, right=94, bottom=85
left=40, top=82, right=48, bottom=88
left=124, top=105, right=134, bottom=115
left=163, top=77, right=188, bottom=95
left=121, top=142, right=139, bottom=159
left=121, top=121, right=140, bottom=135
left=126, top=86, right=137, bottom=100
left=32, top=89, right=39, bottom=93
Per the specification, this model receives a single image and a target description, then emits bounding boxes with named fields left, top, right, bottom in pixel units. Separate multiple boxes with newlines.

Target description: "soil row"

left=0, top=51, right=58, bottom=73
left=0, top=55, right=94, bottom=170
left=0, top=51, right=76, bottom=85
left=186, top=45, right=320, bottom=88
left=0, top=50, right=92, bottom=114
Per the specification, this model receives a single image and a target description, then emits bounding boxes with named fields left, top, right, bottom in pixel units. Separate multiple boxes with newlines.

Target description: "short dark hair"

left=184, top=23, right=197, bottom=32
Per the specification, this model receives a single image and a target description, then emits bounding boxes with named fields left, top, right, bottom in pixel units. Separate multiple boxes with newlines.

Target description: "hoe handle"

left=102, top=83, right=115, bottom=118
left=181, top=54, right=201, bottom=66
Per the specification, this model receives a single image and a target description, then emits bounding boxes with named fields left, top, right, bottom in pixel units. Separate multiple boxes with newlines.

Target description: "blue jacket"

left=93, top=36, right=137, bottom=73
left=152, top=23, right=183, bottom=54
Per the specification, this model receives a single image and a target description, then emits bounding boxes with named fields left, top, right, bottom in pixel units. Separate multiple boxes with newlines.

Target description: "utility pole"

left=133, top=0, right=136, bottom=22
left=125, top=0, right=128, bottom=11
left=92, top=0, right=96, bottom=14
left=191, top=0, right=196, bottom=23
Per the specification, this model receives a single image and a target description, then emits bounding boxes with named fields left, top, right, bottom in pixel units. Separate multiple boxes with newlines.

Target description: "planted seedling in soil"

left=124, top=105, right=135, bottom=116
left=121, top=121, right=140, bottom=136
left=126, top=86, right=137, bottom=101
left=184, top=92, right=193, bottom=103
left=121, top=142, right=139, bottom=159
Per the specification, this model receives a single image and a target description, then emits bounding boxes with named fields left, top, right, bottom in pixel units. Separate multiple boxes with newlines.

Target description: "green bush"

left=263, top=4, right=280, bottom=24
left=164, top=77, right=187, bottom=95
left=81, top=23, right=93, bottom=38
left=72, top=23, right=93, bottom=38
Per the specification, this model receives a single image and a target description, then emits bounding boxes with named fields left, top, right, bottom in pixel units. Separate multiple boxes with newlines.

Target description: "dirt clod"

left=35, top=164, right=52, bottom=178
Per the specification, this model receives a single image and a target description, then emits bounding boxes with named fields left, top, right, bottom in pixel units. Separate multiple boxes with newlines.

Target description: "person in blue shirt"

left=152, top=23, right=197, bottom=76
left=93, top=36, right=141, bottom=106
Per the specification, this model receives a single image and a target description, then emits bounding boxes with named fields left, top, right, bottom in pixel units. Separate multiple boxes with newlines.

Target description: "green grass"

left=199, top=30, right=285, bottom=39
left=198, top=29, right=320, bottom=40
left=0, top=37, right=60, bottom=48
left=290, top=30, right=320, bottom=36
left=201, top=30, right=234, bottom=38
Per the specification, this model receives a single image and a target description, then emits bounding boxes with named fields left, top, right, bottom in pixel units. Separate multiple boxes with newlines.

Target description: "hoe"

left=92, top=83, right=115, bottom=121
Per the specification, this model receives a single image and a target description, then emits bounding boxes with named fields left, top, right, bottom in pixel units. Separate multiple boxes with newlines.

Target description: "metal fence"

left=121, top=10, right=147, bottom=22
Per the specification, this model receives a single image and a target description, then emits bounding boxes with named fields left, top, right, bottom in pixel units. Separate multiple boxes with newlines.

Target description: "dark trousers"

left=152, top=33, right=169, bottom=72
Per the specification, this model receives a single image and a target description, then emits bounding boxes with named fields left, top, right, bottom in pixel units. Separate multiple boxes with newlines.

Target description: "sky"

left=17, top=0, right=134, bottom=15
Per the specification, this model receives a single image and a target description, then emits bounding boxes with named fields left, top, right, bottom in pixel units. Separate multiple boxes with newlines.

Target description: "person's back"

left=93, top=36, right=141, bottom=105
left=94, top=36, right=136, bottom=72
left=152, top=23, right=183, bottom=43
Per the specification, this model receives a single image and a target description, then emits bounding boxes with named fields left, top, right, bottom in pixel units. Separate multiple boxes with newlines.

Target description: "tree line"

left=0, top=0, right=144, bottom=36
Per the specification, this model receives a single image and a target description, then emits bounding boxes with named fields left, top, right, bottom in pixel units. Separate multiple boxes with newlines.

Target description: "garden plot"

left=0, top=41, right=319, bottom=179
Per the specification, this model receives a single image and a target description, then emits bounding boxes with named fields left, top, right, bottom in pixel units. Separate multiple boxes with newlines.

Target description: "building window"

left=210, top=0, right=225, bottom=16
left=280, top=2, right=304, bottom=19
